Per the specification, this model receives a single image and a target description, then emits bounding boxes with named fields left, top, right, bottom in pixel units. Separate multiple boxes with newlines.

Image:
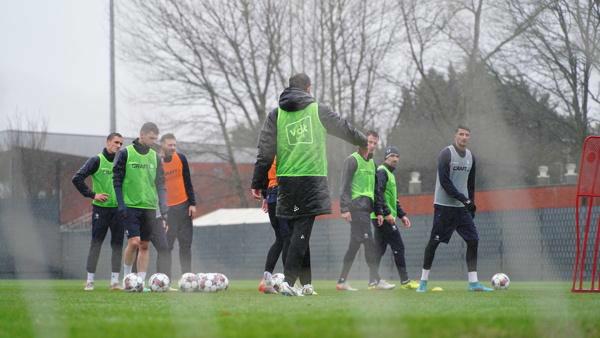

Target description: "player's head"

left=363, top=130, right=379, bottom=155
left=105, top=132, right=123, bottom=154
left=139, top=122, right=159, bottom=147
left=454, top=125, right=471, bottom=149
left=383, top=145, right=400, bottom=167
left=160, top=133, right=177, bottom=156
left=289, top=73, right=311, bottom=94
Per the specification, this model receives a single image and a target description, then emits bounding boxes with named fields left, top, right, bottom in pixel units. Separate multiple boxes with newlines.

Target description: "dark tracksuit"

left=251, top=87, right=367, bottom=287
left=373, top=163, right=410, bottom=283
left=263, top=186, right=290, bottom=273
left=163, top=152, right=196, bottom=276
left=113, top=139, right=170, bottom=274
left=72, top=148, right=124, bottom=274
left=338, top=153, right=381, bottom=284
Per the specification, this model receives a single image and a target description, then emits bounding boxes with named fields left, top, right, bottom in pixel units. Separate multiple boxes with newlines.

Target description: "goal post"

left=573, top=136, right=600, bottom=292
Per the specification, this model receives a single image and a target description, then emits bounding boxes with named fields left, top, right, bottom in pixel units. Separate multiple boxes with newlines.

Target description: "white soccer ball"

left=491, top=273, right=510, bottom=290
left=302, top=284, right=314, bottom=295
left=198, top=273, right=219, bottom=293
left=271, top=273, right=285, bottom=292
left=214, top=273, right=229, bottom=291
left=178, top=272, right=199, bottom=292
left=123, top=273, right=143, bottom=292
left=149, top=273, right=170, bottom=292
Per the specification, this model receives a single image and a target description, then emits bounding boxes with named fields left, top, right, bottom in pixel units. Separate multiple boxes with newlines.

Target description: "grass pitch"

left=0, top=280, right=598, bottom=338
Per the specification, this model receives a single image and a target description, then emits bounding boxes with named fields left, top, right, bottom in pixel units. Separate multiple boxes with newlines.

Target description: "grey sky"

left=0, top=1, right=144, bottom=137
left=1, top=1, right=596, bottom=140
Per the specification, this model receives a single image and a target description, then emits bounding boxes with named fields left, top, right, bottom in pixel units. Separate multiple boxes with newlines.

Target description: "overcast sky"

left=0, top=1, right=146, bottom=137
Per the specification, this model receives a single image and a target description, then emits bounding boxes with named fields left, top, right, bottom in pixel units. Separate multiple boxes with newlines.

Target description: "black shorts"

left=349, top=210, right=373, bottom=242
left=430, top=204, right=478, bottom=243
left=91, top=205, right=124, bottom=244
left=123, top=208, right=155, bottom=241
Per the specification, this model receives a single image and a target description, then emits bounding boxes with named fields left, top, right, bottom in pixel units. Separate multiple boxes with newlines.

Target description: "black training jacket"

left=251, top=87, right=367, bottom=218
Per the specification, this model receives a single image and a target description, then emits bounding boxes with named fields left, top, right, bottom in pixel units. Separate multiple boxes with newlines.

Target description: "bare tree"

left=121, top=0, right=403, bottom=200
left=2, top=112, right=48, bottom=151
left=1, top=113, right=50, bottom=199
left=394, top=0, right=548, bottom=130
left=294, top=0, right=399, bottom=127
left=120, top=0, right=291, bottom=207
left=509, top=0, right=600, bottom=146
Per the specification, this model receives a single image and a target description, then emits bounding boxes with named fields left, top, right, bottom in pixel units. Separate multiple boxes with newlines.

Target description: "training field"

left=0, top=280, right=598, bottom=338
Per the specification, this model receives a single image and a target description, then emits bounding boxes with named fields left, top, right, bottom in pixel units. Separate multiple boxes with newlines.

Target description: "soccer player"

left=159, top=133, right=196, bottom=277
left=371, top=146, right=419, bottom=290
left=113, top=122, right=168, bottom=287
left=258, top=158, right=291, bottom=294
left=251, top=73, right=367, bottom=296
left=336, top=131, right=394, bottom=291
left=416, top=126, right=493, bottom=292
left=72, top=132, right=125, bottom=291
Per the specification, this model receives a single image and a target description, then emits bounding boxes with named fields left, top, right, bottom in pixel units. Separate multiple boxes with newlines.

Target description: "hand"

left=188, top=205, right=196, bottom=217
left=251, top=189, right=262, bottom=200
left=341, top=211, right=352, bottom=222
left=464, top=200, right=476, bottom=219
left=400, top=216, right=411, bottom=228
left=261, top=199, right=268, bottom=213
left=93, top=193, right=109, bottom=202
left=464, top=199, right=476, bottom=213
left=376, top=215, right=384, bottom=227
left=385, top=214, right=395, bottom=225
left=162, top=220, right=169, bottom=233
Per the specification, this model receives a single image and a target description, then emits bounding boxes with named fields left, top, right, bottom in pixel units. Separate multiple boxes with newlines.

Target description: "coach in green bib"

left=72, top=132, right=125, bottom=291
left=251, top=73, right=367, bottom=296
left=371, top=146, right=419, bottom=290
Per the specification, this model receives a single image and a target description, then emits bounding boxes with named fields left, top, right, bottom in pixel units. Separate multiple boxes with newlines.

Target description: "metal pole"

left=109, top=0, right=116, bottom=133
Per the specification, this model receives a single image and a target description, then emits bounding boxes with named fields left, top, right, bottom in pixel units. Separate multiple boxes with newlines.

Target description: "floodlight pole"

left=109, top=0, right=117, bottom=133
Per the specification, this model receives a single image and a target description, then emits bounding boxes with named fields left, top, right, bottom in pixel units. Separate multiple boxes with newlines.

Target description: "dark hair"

left=289, top=73, right=311, bottom=90
left=160, top=133, right=176, bottom=143
left=140, top=122, right=159, bottom=135
left=366, top=130, right=379, bottom=138
left=456, top=125, right=470, bottom=133
left=106, top=132, right=123, bottom=141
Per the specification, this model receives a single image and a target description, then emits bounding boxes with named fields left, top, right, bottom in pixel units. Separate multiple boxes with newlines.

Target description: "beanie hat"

left=384, top=146, right=400, bottom=159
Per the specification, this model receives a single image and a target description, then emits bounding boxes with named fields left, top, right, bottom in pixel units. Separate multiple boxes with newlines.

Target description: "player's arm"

left=112, top=148, right=128, bottom=212
left=468, top=155, right=476, bottom=204
left=397, top=200, right=411, bottom=227
left=155, top=153, right=168, bottom=218
left=318, top=105, right=367, bottom=147
left=339, top=155, right=357, bottom=214
left=179, top=153, right=196, bottom=206
left=251, top=109, right=277, bottom=192
left=437, top=148, right=469, bottom=203
left=396, top=200, right=407, bottom=218
left=71, top=156, right=100, bottom=199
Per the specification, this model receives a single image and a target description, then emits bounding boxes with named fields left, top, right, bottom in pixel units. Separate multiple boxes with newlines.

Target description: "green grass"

left=0, top=280, right=599, bottom=338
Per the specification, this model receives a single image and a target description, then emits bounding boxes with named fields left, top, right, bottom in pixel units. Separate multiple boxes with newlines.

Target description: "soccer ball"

left=271, top=273, right=285, bottom=291
left=491, top=273, right=510, bottom=290
left=198, top=273, right=219, bottom=293
left=149, top=273, right=170, bottom=292
left=214, top=273, right=229, bottom=291
left=196, top=273, right=206, bottom=281
left=178, top=272, right=199, bottom=292
left=123, top=273, right=143, bottom=292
